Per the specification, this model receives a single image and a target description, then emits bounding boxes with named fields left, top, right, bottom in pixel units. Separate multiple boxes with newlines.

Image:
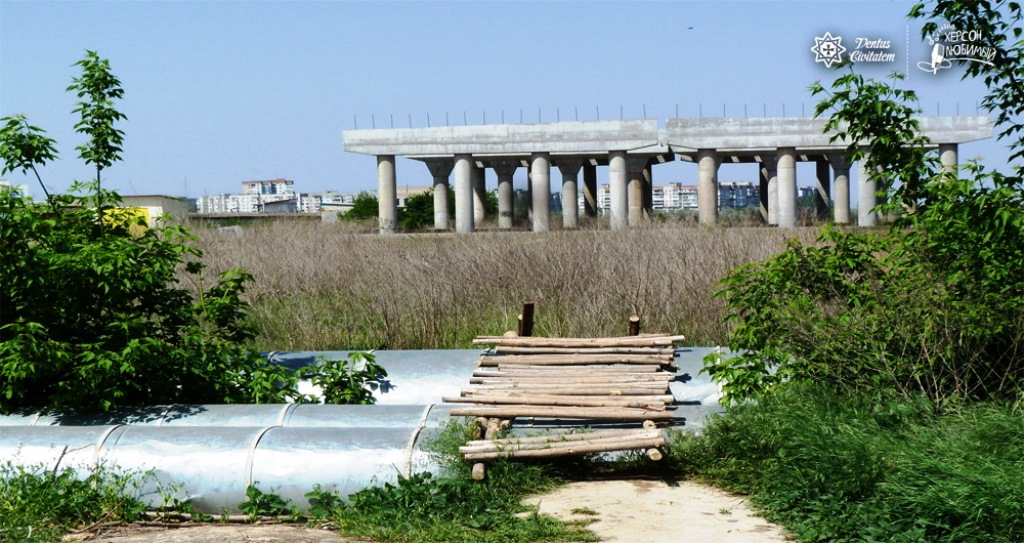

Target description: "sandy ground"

left=529, top=478, right=791, bottom=543
left=69, top=479, right=789, bottom=542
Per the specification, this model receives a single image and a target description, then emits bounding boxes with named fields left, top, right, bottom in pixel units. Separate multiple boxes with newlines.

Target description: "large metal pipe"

left=0, top=405, right=454, bottom=514
left=0, top=348, right=729, bottom=514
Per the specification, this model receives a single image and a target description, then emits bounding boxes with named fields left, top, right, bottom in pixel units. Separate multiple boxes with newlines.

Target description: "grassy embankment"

left=191, top=220, right=820, bottom=351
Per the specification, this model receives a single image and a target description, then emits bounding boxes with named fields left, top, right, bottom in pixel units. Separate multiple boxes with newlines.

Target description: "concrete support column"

left=766, top=156, right=779, bottom=225
left=471, top=164, right=486, bottom=225
left=526, top=163, right=533, bottom=222
left=643, top=161, right=654, bottom=218
left=758, top=162, right=769, bottom=222
left=454, top=154, right=475, bottom=233
left=582, top=162, right=598, bottom=218
left=697, top=149, right=720, bottom=226
left=858, top=151, right=877, bottom=227
left=425, top=159, right=453, bottom=230
left=627, top=157, right=648, bottom=226
left=530, top=152, right=551, bottom=233
left=492, top=160, right=518, bottom=229
left=377, top=155, right=397, bottom=234
left=609, top=151, right=628, bottom=230
left=815, top=158, right=832, bottom=220
left=557, top=159, right=582, bottom=229
left=829, top=153, right=851, bottom=225
left=777, top=147, right=797, bottom=228
left=939, top=143, right=958, bottom=177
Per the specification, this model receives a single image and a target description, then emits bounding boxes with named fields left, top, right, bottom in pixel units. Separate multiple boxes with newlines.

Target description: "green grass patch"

left=667, top=384, right=1024, bottom=542
left=0, top=462, right=148, bottom=542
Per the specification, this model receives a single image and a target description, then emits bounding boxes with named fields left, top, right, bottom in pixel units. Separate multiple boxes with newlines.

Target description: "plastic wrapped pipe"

left=0, top=404, right=454, bottom=513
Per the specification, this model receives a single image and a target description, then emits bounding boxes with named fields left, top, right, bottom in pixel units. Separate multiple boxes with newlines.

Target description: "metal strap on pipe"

left=403, top=404, right=434, bottom=478
left=93, top=424, right=126, bottom=471
left=277, top=404, right=298, bottom=426
left=244, top=426, right=279, bottom=487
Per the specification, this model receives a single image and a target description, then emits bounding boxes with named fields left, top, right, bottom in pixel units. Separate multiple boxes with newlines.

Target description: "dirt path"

left=70, top=479, right=789, bottom=542
left=528, top=478, right=791, bottom=542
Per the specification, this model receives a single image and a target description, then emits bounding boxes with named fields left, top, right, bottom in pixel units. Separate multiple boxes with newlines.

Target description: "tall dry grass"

left=190, top=221, right=819, bottom=350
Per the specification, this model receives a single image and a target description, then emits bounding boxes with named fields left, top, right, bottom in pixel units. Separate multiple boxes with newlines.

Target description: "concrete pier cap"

left=343, top=116, right=991, bottom=230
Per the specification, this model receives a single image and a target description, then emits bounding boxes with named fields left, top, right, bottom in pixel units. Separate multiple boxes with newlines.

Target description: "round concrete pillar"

left=776, top=148, right=797, bottom=228
left=697, top=149, right=719, bottom=226
left=758, top=162, right=769, bottom=222
left=627, top=160, right=645, bottom=227
left=582, top=162, right=598, bottom=218
left=454, top=154, right=475, bottom=234
left=829, top=154, right=851, bottom=225
left=766, top=156, right=779, bottom=225
left=814, top=159, right=831, bottom=220
left=425, top=160, right=453, bottom=231
left=858, top=151, right=877, bottom=227
left=472, top=165, right=486, bottom=225
left=493, top=160, right=517, bottom=230
left=377, top=155, right=397, bottom=234
left=609, top=151, right=628, bottom=230
left=530, top=153, right=551, bottom=233
left=557, top=159, right=582, bottom=229
left=939, top=143, right=958, bottom=177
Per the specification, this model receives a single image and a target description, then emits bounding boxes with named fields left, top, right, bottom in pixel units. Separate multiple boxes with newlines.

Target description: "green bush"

left=340, top=192, right=378, bottom=221
left=668, top=384, right=1024, bottom=543
left=706, top=6, right=1024, bottom=406
left=0, top=52, right=385, bottom=413
left=0, top=462, right=147, bottom=541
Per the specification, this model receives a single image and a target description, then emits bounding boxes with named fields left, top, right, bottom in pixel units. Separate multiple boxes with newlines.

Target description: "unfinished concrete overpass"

left=342, top=116, right=992, bottom=233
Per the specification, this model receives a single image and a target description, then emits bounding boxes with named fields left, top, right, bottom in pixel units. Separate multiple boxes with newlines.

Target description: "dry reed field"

left=190, top=221, right=820, bottom=351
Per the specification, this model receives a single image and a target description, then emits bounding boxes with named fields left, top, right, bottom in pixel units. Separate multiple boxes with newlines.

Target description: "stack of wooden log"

left=444, top=333, right=685, bottom=476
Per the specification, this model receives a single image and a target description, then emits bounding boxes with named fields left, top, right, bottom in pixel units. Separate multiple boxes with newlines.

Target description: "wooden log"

left=473, top=366, right=679, bottom=381
left=463, top=437, right=666, bottom=461
left=449, top=405, right=674, bottom=421
left=462, top=434, right=664, bottom=455
left=518, top=301, right=535, bottom=337
left=472, top=335, right=687, bottom=348
left=459, top=391, right=676, bottom=403
left=628, top=315, right=641, bottom=336
left=481, top=354, right=674, bottom=365
left=493, top=346, right=675, bottom=356
left=462, top=436, right=664, bottom=456
left=461, top=386, right=671, bottom=397
left=642, top=420, right=658, bottom=430
left=494, top=364, right=665, bottom=373
left=465, top=381, right=669, bottom=390
left=469, top=375, right=673, bottom=385
left=647, top=448, right=663, bottom=461
left=443, top=394, right=666, bottom=410
left=462, top=429, right=661, bottom=451
left=472, top=417, right=506, bottom=481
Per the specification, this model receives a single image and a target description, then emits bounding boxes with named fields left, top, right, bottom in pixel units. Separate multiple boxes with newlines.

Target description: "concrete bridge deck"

left=343, top=116, right=991, bottom=233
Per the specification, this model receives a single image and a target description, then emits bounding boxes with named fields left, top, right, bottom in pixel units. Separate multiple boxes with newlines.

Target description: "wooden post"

left=518, top=301, right=535, bottom=337
left=628, top=315, right=641, bottom=336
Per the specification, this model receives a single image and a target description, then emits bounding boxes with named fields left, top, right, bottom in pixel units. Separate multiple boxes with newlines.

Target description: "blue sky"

left=0, top=0, right=1005, bottom=200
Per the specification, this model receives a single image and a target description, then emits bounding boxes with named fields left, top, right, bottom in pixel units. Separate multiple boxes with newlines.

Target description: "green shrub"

left=0, top=462, right=147, bottom=541
left=707, top=12, right=1024, bottom=406
left=668, top=385, right=1024, bottom=543
left=340, top=192, right=378, bottom=221
left=0, top=52, right=386, bottom=412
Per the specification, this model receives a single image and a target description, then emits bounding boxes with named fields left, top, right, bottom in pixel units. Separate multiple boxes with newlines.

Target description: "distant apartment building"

left=195, top=178, right=433, bottom=215
left=198, top=178, right=297, bottom=213
left=595, top=182, right=756, bottom=212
